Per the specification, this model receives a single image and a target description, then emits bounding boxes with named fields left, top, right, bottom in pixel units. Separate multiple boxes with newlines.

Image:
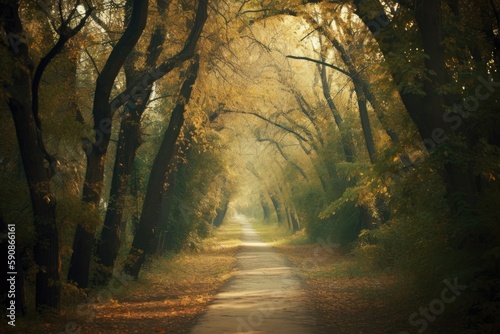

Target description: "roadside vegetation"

left=252, top=219, right=469, bottom=334
left=0, top=218, right=241, bottom=334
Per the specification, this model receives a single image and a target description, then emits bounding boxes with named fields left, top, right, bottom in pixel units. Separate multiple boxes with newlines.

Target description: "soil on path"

left=189, top=217, right=319, bottom=334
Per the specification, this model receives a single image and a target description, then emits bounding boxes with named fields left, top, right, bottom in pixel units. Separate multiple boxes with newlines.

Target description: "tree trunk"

left=359, top=79, right=413, bottom=167
left=353, top=78, right=376, bottom=163
left=123, top=57, right=200, bottom=278
left=319, top=62, right=355, bottom=162
left=352, top=0, right=481, bottom=202
left=269, top=194, right=286, bottom=226
left=93, top=105, right=144, bottom=284
left=353, top=0, right=430, bottom=139
left=285, top=206, right=293, bottom=230
left=154, top=159, right=179, bottom=256
left=12, top=104, right=60, bottom=310
left=305, top=15, right=409, bottom=166
left=294, top=92, right=325, bottom=146
left=260, top=194, right=272, bottom=223
left=290, top=210, right=300, bottom=232
left=93, top=0, right=207, bottom=283
left=1, top=0, right=61, bottom=311
left=413, top=0, right=480, bottom=210
left=68, top=0, right=149, bottom=288
left=130, top=163, right=141, bottom=235
left=68, top=148, right=104, bottom=288
left=213, top=198, right=230, bottom=228
left=329, top=38, right=377, bottom=163
left=94, top=0, right=169, bottom=285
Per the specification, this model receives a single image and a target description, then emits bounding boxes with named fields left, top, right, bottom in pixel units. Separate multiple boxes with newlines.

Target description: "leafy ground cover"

left=252, top=220, right=468, bottom=334
left=3, top=219, right=471, bottom=333
left=2, top=219, right=241, bottom=334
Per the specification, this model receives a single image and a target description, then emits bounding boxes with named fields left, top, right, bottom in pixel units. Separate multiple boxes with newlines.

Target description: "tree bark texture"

left=1, top=0, right=62, bottom=310
left=68, top=0, right=149, bottom=288
left=94, top=0, right=170, bottom=286
left=123, top=57, right=200, bottom=278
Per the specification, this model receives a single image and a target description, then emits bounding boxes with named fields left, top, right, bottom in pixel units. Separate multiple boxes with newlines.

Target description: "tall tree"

left=350, top=0, right=497, bottom=208
left=0, top=0, right=92, bottom=310
left=123, top=56, right=201, bottom=278
left=93, top=0, right=208, bottom=285
left=93, top=0, right=171, bottom=286
left=68, top=0, right=149, bottom=289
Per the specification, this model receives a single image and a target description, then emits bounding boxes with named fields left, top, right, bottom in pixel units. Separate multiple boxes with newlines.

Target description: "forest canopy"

left=1, top=0, right=499, bottom=332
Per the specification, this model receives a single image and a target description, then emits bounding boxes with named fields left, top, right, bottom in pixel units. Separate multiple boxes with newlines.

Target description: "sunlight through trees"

left=1, top=0, right=499, bottom=332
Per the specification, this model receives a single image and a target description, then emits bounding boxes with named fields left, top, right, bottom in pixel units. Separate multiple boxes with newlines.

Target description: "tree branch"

left=221, top=109, right=308, bottom=142
left=32, top=3, right=94, bottom=130
left=257, top=137, right=309, bottom=181
left=109, top=0, right=208, bottom=114
left=286, top=55, right=351, bottom=77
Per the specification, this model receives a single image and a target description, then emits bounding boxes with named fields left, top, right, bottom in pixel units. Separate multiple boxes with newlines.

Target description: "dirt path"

left=189, top=217, right=318, bottom=334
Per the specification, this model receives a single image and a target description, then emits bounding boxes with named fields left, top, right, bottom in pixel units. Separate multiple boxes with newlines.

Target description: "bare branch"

left=257, top=137, right=309, bottom=181
left=32, top=3, right=94, bottom=130
left=287, top=55, right=351, bottom=77
left=221, top=109, right=308, bottom=142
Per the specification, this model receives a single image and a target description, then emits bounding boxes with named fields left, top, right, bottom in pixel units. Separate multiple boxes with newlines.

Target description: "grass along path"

left=251, top=220, right=468, bottom=334
left=5, top=218, right=242, bottom=334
